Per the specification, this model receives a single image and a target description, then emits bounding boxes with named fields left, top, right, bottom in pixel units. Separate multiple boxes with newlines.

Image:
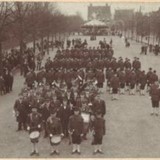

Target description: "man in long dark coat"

left=149, top=81, right=160, bottom=116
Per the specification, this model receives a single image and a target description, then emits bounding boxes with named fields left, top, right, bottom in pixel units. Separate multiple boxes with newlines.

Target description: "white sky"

left=57, top=2, right=160, bottom=20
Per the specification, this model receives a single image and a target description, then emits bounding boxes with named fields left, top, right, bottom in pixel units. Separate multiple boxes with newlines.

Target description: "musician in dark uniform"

left=14, top=94, right=28, bottom=131
left=91, top=110, right=105, bottom=154
left=41, top=100, right=51, bottom=138
left=3, top=69, right=10, bottom=93
left=92, top=94, right=106, bottom=117
left=149, top=81, right=160, bottom=116
left=110, top=73, right=120, bottom=100
left=27, top=107, right=42, bottom=156
left=25, top=69, right=36, bottom=89
left=139, top=70, right=147, bottom=95
left=124, top=58, right=131, bottom=69
left=95, top=69, right=105, bottom=88
left=57, top=99, right=72, bottom=138
left=36, top=67, right=46, bottom=85
left=8, top=71, right=14, bottom=92
left=68, top=107, right=84, bottom=154
left=133, top=58, right=141, bottom=71
left=47, top=110, right=63, bottom=155
left=129, top=70, right=136, bottom=95
left=118, top=69, right=126, bottom=94
left=106, top=68, right=114, bottom=93
left=146, top=68, right=153, bottom=91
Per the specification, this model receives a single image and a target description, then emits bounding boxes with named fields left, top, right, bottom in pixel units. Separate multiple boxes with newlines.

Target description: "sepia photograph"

left=1, top=1, right=160, bottom=158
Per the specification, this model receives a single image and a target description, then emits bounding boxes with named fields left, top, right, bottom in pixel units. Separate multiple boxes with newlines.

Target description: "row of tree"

left=0, top=2, right=84, bottom=74
left=114, top=8, right=160, bottom=45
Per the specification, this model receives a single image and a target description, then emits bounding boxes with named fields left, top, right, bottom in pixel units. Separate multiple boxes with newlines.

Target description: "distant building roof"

left=82, top=19, right=107, bottom=28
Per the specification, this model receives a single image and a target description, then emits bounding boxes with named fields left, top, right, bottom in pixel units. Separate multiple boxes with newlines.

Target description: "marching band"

left=13, top=37, right=160, bottom=156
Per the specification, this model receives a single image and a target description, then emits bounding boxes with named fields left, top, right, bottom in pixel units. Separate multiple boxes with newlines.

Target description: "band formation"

left=12, top=37, right=160, bottom=156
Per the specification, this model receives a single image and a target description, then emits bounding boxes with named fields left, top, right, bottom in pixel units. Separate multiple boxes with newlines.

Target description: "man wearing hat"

left=146, top=68, right=153, bottom=91
left=128, top=70, right=136, bottom=95
left=91, top=110, right=105, bottom=154
left=47, top=109, right=63, bottom=155
left=36, top=67, right=46, bottom=85
left=132, top=58, right=141, bottom=71
left=41, top=99, right=51, bottom=138
left=95, top=69, right=105, bottom=88
left=152, top=70, right=159, bottom=84
left=14, top=94, right=28, bottom=131
left=118, top=57, right=124, bottom=70
left=125, top=68, right=132, bottom=91
left=132, top=57, right=137, bottom=69
left=68, top=107, right=84, bottom=154
left=27, top=107, right=42, bottom=156
left=36, top=53, right=42, bottom=71
left=106, top=68, right=114, bottom=93
left=110, top=73, right=120, bottom=100
left=118, top=69, right=126, bottom=94
left=92, top=94, right=106, bottom=116
left=149, top=81, right=160, bottom=116
left=139, top=70, right=147, bottom=95
left=110, top=58, right=118, bottom=72
left=25, top=69, right=36, bottom=89
left=57, top=98, right=72, bottom=138
left=124, top=58, right=131, bottom=69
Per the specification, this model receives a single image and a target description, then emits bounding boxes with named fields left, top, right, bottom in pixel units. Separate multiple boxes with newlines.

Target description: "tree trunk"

left=52, top=33, right=54, bottom=51
left=33, top=33, right=36, bottom=53
left=141, top=36, right=143, bottom=43
left=148, top=35, right=150, bottom=45
left=58, top=33, right=60, bottom=41
left=136, top=35, right=138, bottom=42
left=19, top=19, right=24, bottom=54
left=55, top=33, right=57, bottom=41
left=20, top=39, right=24, bottom=54
left=47, top=33, right=49, bottom=55
left=41, top=36, right=44, bottom=53
left=0, top=41, right=2, bottom=76
left=153, top=34, right=155, bottom=45
left=131, top=29, right=134, bottom=40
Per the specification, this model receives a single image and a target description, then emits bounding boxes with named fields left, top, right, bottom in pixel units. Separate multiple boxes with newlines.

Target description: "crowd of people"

left=0, top=49, right=21, bottom=95
left=0, top=38, right=63, bottom=96
left=141, top=44, right=160, bottom=56
left=13, top=36, right=160, bottom=156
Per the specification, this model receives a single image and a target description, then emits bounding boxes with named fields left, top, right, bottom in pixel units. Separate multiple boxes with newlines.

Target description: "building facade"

left=114, top=9, right=134, bottom=22
left=88, top=3, right=111, bottom=23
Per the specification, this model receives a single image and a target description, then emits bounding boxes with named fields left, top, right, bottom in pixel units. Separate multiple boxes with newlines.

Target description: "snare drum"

left=29, top=131, right=40, bottom=143
left=81, top=112, right=90, bottom=123
left=50, top=135, right=61, bottom=145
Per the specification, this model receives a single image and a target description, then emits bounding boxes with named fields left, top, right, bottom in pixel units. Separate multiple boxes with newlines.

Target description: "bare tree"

left=0, top=2, right=14, bottom=75
left=11, top=2, right=32, bottom=54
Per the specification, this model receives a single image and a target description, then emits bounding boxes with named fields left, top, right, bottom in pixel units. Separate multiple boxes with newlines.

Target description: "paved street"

left=1, top=35, right=160, bottom=158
